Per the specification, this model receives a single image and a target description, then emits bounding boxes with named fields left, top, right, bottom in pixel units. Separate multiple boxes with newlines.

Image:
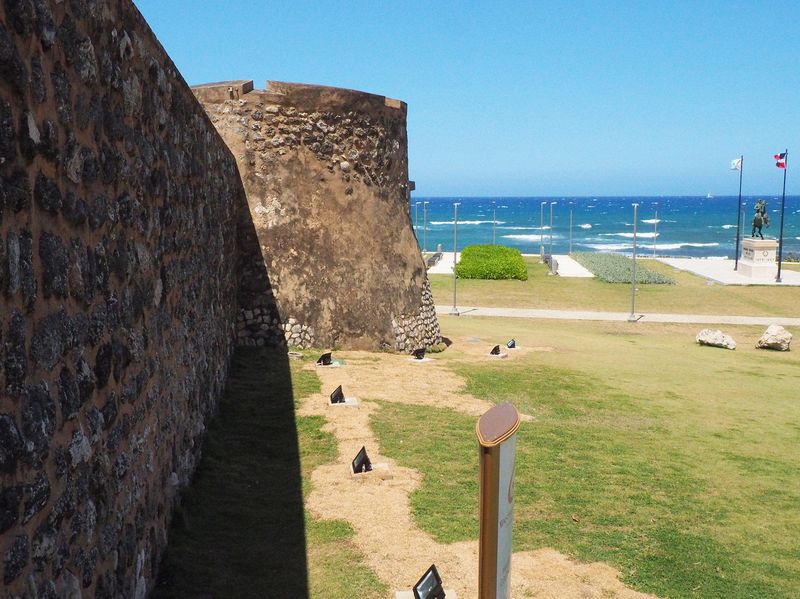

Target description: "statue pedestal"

left=739, top=238, right=778, bottom=278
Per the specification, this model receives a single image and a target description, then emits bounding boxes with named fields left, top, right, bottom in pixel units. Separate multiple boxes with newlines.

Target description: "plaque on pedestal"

left=739, top=238, right=778, bottom=278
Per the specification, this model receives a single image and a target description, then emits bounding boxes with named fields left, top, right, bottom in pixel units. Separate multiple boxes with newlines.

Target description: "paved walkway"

left=658, top=257, right=800, bottom=286
left=553, top=254, right=594, bottom=277
left=436, top=305, right=800, bottom=326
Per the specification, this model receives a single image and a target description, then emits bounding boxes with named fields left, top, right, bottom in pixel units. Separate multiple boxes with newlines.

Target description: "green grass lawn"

left=372, top=317, right=800, bottom=598
left=429, top=257, right=800, bottom=316
left=154, top=348, right=385, bottom=599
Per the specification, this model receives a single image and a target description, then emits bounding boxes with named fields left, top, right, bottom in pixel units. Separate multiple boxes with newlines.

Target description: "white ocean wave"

left=600, top=232, right=659, bottom=239
left=582, top=243, right=631, bottom=252
left=503, top=234, right=560, bottom=242
left=429, top=220, right=505, bottom=226
left=643, top=242, right=720, bottom=250
left=721, top=224, right=736, bottom=229
left=641, top=218, right=661, bottom=224
left=497, top=226, right=541, bottom=231
left=579, top=224, right=592, bottom=229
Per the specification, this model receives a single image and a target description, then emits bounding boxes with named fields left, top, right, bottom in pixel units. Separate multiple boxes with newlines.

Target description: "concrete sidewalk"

left=436, top=305, right=800, bottom=326
left=658, top=257, right=800, bottom=286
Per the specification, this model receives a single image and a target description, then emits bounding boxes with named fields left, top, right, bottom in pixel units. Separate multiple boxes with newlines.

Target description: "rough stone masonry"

left=0, top=1, right=251, bottom=595
left=193, top=81, right=441, bottom=352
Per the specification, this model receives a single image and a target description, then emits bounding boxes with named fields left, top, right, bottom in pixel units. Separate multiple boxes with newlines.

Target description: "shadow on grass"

left=153, top=346, right=308, bottom=598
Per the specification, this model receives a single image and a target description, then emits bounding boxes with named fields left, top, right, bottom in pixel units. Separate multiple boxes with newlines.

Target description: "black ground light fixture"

left=506, top=339, right=516, bottom=349
left=412, top=347, right=426, bottom=360
left=330, top=385, right=345, bottom=404
left=317, top=352, right=332, bottom=366
left=351, top=446, right=372, bottom=474
left=413, top=564, right=446, bottom=599
left=490, top=345, right=501, bottom=355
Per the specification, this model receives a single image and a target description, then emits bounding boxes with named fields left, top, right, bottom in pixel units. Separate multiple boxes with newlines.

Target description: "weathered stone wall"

left=194, top=81, right=441, bottom=351
left=0, top=1, right=247, bottom=596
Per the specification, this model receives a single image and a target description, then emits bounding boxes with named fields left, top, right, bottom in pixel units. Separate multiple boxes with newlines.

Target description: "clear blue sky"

left=134, top=1, right=798, bottom=197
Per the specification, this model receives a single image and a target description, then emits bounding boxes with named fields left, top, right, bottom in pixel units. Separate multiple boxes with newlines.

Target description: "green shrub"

left=455, top=245, right=528, bottom=280
left=572, top=252, right=674, bottom=284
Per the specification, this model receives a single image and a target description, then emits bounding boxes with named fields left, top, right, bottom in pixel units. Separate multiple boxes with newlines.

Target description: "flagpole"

left=776, top=149, right=788, bottom=283
left=734, top=155, right=743, bottom=271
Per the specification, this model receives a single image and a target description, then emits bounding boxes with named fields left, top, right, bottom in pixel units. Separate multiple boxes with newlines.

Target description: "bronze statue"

left=751, top=199, right=769, bottom=239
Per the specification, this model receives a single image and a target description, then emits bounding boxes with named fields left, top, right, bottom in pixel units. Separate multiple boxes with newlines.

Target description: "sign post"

left=476, top=402, right=521, bottom=599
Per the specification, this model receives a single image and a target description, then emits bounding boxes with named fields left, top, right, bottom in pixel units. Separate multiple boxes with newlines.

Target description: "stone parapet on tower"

left=194, top=80, right=441, bottom=350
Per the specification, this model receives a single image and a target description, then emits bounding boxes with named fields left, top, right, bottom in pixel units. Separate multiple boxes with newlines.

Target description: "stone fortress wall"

left=0, top=1, right=251, bottom=595
left=193, top=81, right=441, bottom=351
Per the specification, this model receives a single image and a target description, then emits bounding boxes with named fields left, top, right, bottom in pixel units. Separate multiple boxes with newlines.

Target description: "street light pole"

left=569, top=202, right=573, bottom=255
left=451, top=202, right=461, bottom=315
left=653, top=202, right=658, bottom=259
left=423, top=201, right=429, bottom=253
left=540, top=201, right=545, bottom=262
left=415, top=201, right=420, bottom=234
left=492, top=200, right=496, bottom=245
left=549, top=201, right=557, bottom=274
left=629, top=203, right=639, bottom=322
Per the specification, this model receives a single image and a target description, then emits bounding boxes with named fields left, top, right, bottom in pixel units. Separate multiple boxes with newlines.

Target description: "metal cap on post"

left=477, top=403, right=521, bottom=599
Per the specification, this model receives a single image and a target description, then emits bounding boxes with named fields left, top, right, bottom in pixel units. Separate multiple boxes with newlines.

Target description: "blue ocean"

left=411, top=196, right=800, bottom=258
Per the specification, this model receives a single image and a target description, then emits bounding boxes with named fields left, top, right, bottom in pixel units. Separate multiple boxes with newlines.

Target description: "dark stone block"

left=21, top=382, right=55, bottom=465
left=0, top=413, right=22, bottom=473
left=53, top=445, right=67, bottom=479
left=86, top=407, right=104, bottom=443
left=88, top=193, right=108, bottom=229
left=100, top=143, right=119, bottom=184
left=31, top=309, right=68, bottom=371
left=30, top=53, right=46, bottom=103
left=5, top=230, right=21, bottom=294
left=111, top=337, right=131, bottom=383
left=101, top=391, right=117, bottom=429
left=88, top=302, right=106, bottom=345
left=51, top=62, right=72, bottom=124
left=102, top=96, right=124, bottom=141
left=4, top=0, right=36, bottom=36
left=22, top=471, right=50, bottom=524
left=94, top=342, right=112, bottom=389
left=0, top=485, right=22, bottom=533
left=19, top=229, right=36, bottom=308
left=39, top=119, right=59, bottom=162
left=63, top=191, right=88, bottom=226
left=3, top=534, right=28, bottom=584
left=81, top=146, right=98, bottom=183
left=33, top=0, right=55, bottom=48
left=18, top=111, right=38, bottom=161
left=40, top=231, right=69, bottom=299
left=34, top=172, right=62, bottom=213
left=31, top=520, right=56, bottom=568
left=76, top=356, right=95, bottom=404
left=4, top=311, right=26, bottom=391
left=2, top=169, right=31, bottom=213
left=58, top=365, right=80, bottom=421
left=0, top=101, right=17, bottom=169
left=0, top=23, right=28, bottom=96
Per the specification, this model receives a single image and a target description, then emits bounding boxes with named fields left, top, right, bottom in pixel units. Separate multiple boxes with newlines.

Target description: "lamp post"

left=492, top=200, right=497, bottom=245
left=653, top=202, right=658, bottom=259
left=415, top=201, right=420, bottom=234
left=628, top=203, right=639, bottom=322
left=423, top=201, right=429, bottom=253
left=569, top=202, right=573, bottom=255
left=539, top=201, right=546, bottom=262
left=450, top=202, right=461, bottom=315
left=549, top=201, right=557, bottom=274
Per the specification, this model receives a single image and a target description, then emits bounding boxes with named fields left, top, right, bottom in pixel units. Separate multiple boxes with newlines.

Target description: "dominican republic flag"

left=730, top=158, right=742, bottom=171
left=775, top=152, right=786, bottom=168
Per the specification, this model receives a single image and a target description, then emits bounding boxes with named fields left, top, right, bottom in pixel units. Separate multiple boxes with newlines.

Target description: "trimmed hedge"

left=572, top=252, right=675, bottom=284
left=455, top=245, right=528, bottom=280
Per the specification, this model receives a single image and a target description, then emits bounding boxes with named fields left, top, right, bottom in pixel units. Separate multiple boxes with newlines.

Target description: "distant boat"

left=706, top=193, right=714, bottom=199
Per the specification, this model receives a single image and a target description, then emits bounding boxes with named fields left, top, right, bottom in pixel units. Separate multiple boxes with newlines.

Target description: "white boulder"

left=756, top=324, right=792, bottom=351
left=696, top=329, right=736, bottom=350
